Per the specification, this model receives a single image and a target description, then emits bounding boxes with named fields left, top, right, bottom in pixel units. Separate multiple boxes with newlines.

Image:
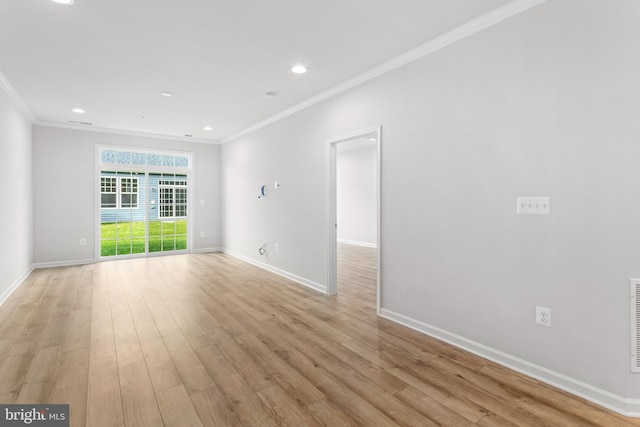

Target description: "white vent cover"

left=631, top=279, right=640, bottom=372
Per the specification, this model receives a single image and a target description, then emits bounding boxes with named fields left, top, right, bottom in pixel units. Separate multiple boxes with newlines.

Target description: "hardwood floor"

left=0, top=244, right=638, bottom=426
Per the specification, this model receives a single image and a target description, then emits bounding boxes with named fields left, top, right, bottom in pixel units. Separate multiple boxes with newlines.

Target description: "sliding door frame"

left=95, top=145, right=194, bottom=260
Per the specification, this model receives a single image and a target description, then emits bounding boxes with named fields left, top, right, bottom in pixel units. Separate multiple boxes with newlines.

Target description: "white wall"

left=0, top=87, right=33, bottom=302
left=337, top=144, right=377, bottom=246
left=33, top=126, right=221, bottom=264
left=222, top=0, right=640, bottom=409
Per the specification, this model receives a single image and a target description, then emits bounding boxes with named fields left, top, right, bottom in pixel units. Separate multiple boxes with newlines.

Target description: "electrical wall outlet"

left=275, top=243, right=279, bottom=252
left=200, top=231, right=205, bottom=238
left=536, top=306, right=552, bottom=327
left=80, top=238, right=87, bottom=246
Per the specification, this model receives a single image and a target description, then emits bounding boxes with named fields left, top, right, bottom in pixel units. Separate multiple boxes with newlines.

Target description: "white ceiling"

left=0, top=0, right=513, bottom=143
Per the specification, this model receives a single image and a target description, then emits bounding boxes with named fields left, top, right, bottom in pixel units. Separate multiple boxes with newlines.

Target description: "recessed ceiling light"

left=203, top=126, right=213, bottom=131
left=72, top=108, right=85, bottom=114
left=161, top=91, right=173, bottom=97
left=291, top=65, right=307, bottom=74
left=52, top=0, right=74, bottom=4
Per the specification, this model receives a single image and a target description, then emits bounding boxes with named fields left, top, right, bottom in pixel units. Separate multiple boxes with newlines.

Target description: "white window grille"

left=159, top=179, right=187, bottom=218
left=101, top=176, right=117, bottom=208
left=120, top=177, right=138, bottom=208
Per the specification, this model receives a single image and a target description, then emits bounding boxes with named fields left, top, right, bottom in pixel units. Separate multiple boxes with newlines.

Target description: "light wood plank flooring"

left=0, top=244, right=637, bottom=426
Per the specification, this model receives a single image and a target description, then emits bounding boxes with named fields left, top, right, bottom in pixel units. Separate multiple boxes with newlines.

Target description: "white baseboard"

left=8, top=254, right=640, bottom=417
left=33, top=258, right=96, bottom=269
left=193, top=247, right=223, bottom=254
left=380, top=308, right=640, bottom=418
left=337, top=238, right=377, bottom=249
left=0, top=266, right=33, bottom=306
left=222, top=249, right=327, bottom=294
left=32, top=248, right=223, bottom=267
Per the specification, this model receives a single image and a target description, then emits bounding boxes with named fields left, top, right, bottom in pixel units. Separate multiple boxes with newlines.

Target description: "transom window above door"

left=100, top=148, right=190, bottom=168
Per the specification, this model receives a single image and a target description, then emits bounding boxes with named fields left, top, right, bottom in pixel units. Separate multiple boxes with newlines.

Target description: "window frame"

left=100, top=175, right=139, bottom=209
left=100, top=176, right=117, bottom=209
left=119, top=177, right=139, bottom=209
left=158, top=180, right=188, bottom=219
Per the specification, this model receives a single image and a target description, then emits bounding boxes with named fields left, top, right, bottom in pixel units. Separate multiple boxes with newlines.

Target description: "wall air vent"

left=630, top=279, right=640, bottom=372
left=68, top=120, right=93, bottom=126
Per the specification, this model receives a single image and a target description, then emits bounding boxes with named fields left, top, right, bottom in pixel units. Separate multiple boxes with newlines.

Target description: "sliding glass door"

left=98, top=148, right=191, bottom=259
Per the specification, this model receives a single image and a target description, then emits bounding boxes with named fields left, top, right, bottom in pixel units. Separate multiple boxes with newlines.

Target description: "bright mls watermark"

left=0, top=405, right=69, bottom=426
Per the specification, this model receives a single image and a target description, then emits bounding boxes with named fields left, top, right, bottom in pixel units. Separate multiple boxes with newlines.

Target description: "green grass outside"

left=101, top=220, right=187, bottom=256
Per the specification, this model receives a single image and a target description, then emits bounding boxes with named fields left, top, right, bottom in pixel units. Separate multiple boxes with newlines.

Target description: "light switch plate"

left=517, top=197, right=551, bottom=215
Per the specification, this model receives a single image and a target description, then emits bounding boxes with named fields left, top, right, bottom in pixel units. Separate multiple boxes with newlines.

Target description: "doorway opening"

left=97, top=147, right=192, bottom=259
left=327, top=126, right=381, bottom=314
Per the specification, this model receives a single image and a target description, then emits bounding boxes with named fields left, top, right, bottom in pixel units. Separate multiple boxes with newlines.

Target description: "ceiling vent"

left=630, top=279, right=640, bottom=372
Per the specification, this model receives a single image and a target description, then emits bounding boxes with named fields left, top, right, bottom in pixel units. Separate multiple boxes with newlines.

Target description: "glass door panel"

left=148, top=173, right=188, bottom=254
left=100, top=171, right=146, bottom=256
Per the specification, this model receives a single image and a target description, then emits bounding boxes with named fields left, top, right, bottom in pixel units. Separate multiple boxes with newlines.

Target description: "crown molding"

left=35, top=120, right=222, bottom=145
left=0, top=69, right=36, bottom=123
left=221, top=0, right=548, bottom=144
left=2, top=0, right=547, bottom=145
left=0, top=70, right=221, bottom=145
